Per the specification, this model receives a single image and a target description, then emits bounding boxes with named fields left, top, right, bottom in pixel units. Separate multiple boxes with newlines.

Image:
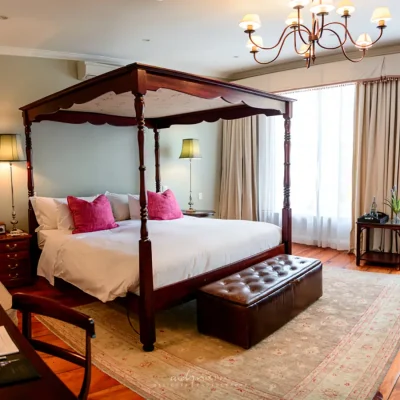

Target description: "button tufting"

left=263, top=278, right=275, bottom=283
left=201, top=255, right=320, bottom=307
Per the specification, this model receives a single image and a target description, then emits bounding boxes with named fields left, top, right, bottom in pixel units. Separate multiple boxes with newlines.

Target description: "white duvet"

left=38, top=217, right=281, bottom=302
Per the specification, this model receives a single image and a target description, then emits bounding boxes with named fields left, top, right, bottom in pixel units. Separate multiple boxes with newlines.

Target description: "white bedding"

left=38, top=230, right=70, bottom=250
left=37, top=217, right=281, bottom=302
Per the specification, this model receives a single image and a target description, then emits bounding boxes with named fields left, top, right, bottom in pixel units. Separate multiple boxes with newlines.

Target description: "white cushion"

left=30, top=196, right=63, bottom=230
left=105, top=192, right=130, bottom=221
left=55, top=196, right=99, bottom=230
left=128, top=194, right=141, bottom=219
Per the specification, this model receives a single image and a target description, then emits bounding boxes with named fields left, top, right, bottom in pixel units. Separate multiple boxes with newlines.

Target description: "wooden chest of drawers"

left=0, top=233, right=32, bottom=288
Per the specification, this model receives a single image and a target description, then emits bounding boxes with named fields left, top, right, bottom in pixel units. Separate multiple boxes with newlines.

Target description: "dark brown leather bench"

left=197, top=255, right=323, bottom=349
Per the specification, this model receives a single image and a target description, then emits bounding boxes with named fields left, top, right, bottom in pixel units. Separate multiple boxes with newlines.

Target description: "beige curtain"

left=351, top=79, right=400, bottom=252
left=219, top=116, right=258, bottom=220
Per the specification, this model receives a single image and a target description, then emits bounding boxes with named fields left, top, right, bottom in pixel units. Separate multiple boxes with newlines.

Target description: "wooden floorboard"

left=9, top=244, right=400, bottom=399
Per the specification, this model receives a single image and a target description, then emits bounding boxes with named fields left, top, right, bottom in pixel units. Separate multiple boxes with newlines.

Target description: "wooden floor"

left=9, top=244, right=400, bottom=399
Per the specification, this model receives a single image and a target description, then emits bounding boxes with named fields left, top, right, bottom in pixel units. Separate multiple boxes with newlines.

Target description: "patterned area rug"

left=37, top=268, right=400, bottom=400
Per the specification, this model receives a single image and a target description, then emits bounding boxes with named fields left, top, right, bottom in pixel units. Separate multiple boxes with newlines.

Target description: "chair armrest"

left=12, top=293, right=95, bottom=338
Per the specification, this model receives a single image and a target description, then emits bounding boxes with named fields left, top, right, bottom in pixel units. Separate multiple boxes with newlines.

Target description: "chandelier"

left=239, top=0, right=391, bottom=68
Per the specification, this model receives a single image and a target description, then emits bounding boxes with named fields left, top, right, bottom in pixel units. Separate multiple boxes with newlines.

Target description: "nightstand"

left=182, top=210, right=216, bottom=218
left=0, top=233, right=32, bottom=288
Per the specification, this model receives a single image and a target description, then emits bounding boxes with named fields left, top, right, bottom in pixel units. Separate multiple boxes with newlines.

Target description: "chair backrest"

left=12, top=293, right=95, bottom=400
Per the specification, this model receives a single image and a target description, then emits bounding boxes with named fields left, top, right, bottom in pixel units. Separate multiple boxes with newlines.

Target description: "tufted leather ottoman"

left=197, top=255, right=322, bottom=349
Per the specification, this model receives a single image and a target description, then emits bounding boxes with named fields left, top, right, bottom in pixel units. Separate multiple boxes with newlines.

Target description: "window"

left=259, top=84, right=356, bottom=250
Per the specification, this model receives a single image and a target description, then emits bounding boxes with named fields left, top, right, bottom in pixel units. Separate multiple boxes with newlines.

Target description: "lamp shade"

left=356, top=33, right=373, bottom=49
left=285, top=11, right=304, bottom=25
left=239, top=14, right=262, bottom=31
left=310, top=0, right=335, bottom=14
left=246, top=35, right=264, bottom=50
left=289, top=0, right=310, bottom=8
left=371, top=7, right=391, bottom=24
left=0, top=134, right=25, bottom=162
left=336, top=0, right=355, bottom=15
left=179, top=139, right=202, bottom=159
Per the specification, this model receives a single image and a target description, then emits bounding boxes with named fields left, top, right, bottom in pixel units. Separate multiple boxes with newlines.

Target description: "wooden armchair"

left=12, top=293, right=96, bottom=400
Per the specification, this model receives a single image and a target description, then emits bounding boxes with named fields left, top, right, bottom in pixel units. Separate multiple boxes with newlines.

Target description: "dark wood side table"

left=0, top=233, right=32, bottom=288
left=0, top=305, right=76, bottom=399
left=182, top=210, right=216, bottom=218
left=356, top=221, right=400, bottom=268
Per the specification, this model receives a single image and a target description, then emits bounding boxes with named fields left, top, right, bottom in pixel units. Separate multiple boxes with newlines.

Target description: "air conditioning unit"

left=76, top=61, right=121, bottom=80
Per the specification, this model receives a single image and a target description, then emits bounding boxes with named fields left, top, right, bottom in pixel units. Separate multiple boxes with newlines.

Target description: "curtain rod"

left=362, top=75, right=399, bottom=84
left=271, top=75, right=400, bottom=94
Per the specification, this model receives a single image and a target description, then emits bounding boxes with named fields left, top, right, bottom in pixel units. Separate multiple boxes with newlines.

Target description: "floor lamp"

left=0, top=134, right=25, bottom=233
left=179, top=138, right=201, bottom=212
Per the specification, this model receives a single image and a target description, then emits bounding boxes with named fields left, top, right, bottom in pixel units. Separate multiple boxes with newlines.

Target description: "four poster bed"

left=20, top=63, right=294, bottom=352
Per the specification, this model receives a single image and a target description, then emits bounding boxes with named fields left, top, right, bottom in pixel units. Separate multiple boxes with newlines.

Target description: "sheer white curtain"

left=259, top=84, right=355, bottom=250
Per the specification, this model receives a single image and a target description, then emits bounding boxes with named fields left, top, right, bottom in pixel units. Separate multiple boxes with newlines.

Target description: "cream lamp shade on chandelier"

left=0, top=134, right=25, bottom=233
left=240, top=1, right=392, bottom=68
left=179, top=139, right=202, bottom=212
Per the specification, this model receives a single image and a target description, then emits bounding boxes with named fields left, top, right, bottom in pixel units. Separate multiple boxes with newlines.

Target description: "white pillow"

left=105, top=192, right=130, bottom=221
left=54, top=196, right=99, bottom=230
left=29, top=196, right=63, bottom=231
left=128, top=194, right=141, bottom=219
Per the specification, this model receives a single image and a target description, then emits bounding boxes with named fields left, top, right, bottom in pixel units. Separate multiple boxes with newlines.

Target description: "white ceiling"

left=0, top=0, right=399, bottom=78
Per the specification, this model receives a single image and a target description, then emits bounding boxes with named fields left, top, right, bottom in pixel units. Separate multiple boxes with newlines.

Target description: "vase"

left=393, top=213, right=400, bottom=224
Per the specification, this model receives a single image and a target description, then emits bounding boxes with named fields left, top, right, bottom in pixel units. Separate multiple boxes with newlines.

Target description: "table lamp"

left=0, top=134, right=25, bottom=233
left=179, top=138, right=201, bottom=212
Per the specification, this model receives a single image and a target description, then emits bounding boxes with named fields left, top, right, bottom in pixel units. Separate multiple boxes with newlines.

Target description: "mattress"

left=37, top=217, right=281, bottom=302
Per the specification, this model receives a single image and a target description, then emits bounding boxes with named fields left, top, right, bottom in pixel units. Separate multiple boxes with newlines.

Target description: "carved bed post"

left=24, top=115, right=40, bottom=272
left=154, top=127, right=161, bottom=192
left=282, top=102, right=292, bottom=254
left=134, top=93, right=156, bottom=352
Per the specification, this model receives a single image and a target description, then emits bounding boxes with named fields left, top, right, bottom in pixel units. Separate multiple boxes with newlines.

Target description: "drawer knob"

left=6, top=254, right=18, bottom=259
left=6, top=244, right=17, bottom=249
left=7, top=264, right=18, bottom=270
left=8, top=272, right=19, bottom=278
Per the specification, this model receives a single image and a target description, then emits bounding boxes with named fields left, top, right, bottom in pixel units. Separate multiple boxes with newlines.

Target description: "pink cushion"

left=67, top=195, right=119, bottom=234
left=147, top=189, right=183, bottom=220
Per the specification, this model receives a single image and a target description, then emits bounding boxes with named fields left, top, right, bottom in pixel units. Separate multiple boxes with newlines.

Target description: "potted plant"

left=384, top=185, right=400, bottom=224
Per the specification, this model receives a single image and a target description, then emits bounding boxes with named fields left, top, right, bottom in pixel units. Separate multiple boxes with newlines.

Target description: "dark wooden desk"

left=356, top=221, right=400, bottom=268
left=0, top=306, right=76, bottom=400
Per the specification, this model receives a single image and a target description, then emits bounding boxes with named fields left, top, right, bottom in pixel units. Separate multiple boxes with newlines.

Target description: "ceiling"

left=0, top=0, right=399, bottom=78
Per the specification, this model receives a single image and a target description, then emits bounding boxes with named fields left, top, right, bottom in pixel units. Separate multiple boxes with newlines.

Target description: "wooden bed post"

left=24, top=115, right=40, bottom=272
left=154, top=127, right=161, bottom=193
left=282, top=102, right=292, bottom=254
left=134, top=93, right=156, bottom=352
left=24, top=120, right=34, bottom=200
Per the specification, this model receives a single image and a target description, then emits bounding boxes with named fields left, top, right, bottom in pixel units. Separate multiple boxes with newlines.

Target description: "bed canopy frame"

left=20, top=63, right=294, bottom=351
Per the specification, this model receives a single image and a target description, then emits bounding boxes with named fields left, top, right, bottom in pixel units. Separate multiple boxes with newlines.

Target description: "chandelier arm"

left=296, top=8, right=310, bottom=46
left=320, top=22, right=358, bottom=46
left=371, top=28, right=384, bottom=45
left=294, top=30, right=312, bottom=55
left=317, top=28, right=346, bottom=50
left=297, top=23, right=312, bottom=45
left=248, top=25, right=293, bottom=51
left=252, top=30, right=296, bottom=65
left=319, top=14, right=325, bottom=40
left=330, top=30, right=367, bottom=62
